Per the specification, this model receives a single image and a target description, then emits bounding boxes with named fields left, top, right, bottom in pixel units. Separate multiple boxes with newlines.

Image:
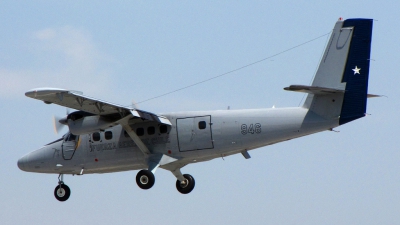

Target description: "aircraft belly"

left=82, top=149, right=146, bottom=174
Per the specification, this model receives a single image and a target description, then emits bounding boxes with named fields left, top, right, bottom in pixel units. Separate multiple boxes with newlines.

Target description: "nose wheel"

left=54, top=174, right=71, bottom=202
left=54, top=183, right=71, bottom=201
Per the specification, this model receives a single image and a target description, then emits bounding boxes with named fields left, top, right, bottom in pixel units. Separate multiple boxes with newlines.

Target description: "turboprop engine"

left=58, top=111, right=117, bottom=135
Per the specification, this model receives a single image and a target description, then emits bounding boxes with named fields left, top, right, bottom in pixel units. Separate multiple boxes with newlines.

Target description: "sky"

left=1, top=1, right=399, bottom=224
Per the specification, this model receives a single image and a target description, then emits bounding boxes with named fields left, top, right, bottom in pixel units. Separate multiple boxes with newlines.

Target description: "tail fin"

left=287, top=18, right=373, bottom=125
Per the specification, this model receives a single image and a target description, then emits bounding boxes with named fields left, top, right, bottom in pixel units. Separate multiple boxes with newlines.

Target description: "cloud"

left=0, top=26, right=115, bottom=99
left=34, top=28, right=56, bottom=40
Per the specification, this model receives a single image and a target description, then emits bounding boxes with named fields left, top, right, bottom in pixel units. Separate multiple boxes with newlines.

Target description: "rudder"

left=338, top=19, right=373, bottom=125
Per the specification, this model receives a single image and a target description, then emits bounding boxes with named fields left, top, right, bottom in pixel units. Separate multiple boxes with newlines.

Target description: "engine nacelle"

left=67, top=115, right=116, bottom=135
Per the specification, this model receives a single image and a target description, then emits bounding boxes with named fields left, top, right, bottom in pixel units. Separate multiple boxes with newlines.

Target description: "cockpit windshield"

left=63, top=132, right=77, bottom=142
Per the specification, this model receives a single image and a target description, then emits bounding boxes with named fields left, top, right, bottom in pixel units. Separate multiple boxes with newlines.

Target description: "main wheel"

left=176, top=174, right=195, bottom=194
left=54, top=184, right=71, bottom=202
left=136, top=170, right=155, bottom=189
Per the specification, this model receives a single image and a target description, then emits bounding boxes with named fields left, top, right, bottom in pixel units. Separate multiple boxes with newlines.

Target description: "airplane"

left=18, top=18, right=377, bottom=202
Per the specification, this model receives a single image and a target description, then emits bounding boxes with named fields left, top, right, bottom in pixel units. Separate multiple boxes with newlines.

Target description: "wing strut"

left=117, top=114, right=180, bottom=171
left=119, top=116, right=179, bottom=171
left=121, top=124, right=151, bottom=155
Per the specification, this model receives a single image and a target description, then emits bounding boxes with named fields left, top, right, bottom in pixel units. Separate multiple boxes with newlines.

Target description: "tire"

left=176, top=174, right=195, bottom=194
left=54, top=184, right=71, bottom=202
left=136, top=170, right=155, bottom=189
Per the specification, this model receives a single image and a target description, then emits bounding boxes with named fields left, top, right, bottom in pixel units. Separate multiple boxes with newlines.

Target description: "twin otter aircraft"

left=18, top=18, right=376, bottom=201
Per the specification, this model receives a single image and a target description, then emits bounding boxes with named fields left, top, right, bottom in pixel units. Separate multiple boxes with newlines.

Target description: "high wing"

left=25, top=88, right=171, bottom=125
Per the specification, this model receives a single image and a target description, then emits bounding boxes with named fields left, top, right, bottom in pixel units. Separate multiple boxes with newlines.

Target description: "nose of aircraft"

left=17, top=146, right=50, bottom=172
left=17, top=154, right=29, bottom=171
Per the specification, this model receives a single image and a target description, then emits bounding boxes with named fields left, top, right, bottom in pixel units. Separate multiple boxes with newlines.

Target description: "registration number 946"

left=241, top=123, right=261, bottom=135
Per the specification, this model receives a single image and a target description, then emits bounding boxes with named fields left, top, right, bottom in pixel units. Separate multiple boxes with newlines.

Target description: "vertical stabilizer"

left=302, top=18, right=373, bottom=124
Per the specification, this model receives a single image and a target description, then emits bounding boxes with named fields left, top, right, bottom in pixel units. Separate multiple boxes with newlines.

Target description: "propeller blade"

left=132, top=99, right=139, bottom=109
left=52, top=115, right=66, bottom=134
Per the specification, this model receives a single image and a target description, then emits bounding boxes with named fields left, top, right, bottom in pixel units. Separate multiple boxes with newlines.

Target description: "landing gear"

left=54, top=184, right=71, bottom=201
left=176, top=174, right=195, bottom=194
left=136, top=170, right=155, bottom=189
left=135, top=168, right=195, bottom=193
left=54, top=174, right=70, bottom=202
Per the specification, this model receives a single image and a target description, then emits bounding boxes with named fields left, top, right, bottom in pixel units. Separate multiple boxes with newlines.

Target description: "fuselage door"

left=62, top=133, right=78, bottom=160
left=177, top=116, right=214, bottom=152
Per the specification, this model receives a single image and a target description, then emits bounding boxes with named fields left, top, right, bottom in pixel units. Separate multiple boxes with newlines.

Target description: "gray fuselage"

left=18, top=107, right=338, bottom=175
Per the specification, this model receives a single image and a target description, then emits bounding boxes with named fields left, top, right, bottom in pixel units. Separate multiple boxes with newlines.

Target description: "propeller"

left=52, top=108, right=70, bottom=135
left=52, top=116, right=66, bottom=134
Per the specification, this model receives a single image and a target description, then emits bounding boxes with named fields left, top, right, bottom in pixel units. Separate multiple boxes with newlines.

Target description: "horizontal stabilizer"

left=284, top=85, right=345, bottom=95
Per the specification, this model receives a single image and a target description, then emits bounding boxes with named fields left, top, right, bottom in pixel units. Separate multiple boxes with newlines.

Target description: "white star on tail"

left=352, top=66, right=361, bottom=75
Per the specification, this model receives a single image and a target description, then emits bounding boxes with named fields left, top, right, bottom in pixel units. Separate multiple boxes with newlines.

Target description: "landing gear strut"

left=136, top=170, right=155, bottom=189
left=54, top=174, right=71, bottom=202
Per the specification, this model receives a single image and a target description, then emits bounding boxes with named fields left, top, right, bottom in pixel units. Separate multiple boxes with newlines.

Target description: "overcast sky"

left=1, top=1, right=399, bottom=225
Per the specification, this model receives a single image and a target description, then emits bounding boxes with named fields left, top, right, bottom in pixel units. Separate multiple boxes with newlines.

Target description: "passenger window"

left=198, top=121, right=206, bottom=129
left=136, top=128, right=144, bottom=136
left=147, top=126, right=155, bottom=135
left=92, top=132, right=100, bottom=141
left=105, top=131, right=113, bottom=140
left=159, top=125, right=168, bottom=134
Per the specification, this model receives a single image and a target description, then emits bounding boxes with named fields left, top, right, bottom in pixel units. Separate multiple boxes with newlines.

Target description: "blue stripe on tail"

left=339, top=19, right=373, bottom=125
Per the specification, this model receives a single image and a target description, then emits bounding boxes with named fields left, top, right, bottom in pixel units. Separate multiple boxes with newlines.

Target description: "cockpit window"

left=63, top=133, right=77, bottom=142
left=66, top=134, right=77, bottom=141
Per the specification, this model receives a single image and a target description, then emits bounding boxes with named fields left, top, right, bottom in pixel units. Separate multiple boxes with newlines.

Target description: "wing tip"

left=25, top=88, right=68, bottom=98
